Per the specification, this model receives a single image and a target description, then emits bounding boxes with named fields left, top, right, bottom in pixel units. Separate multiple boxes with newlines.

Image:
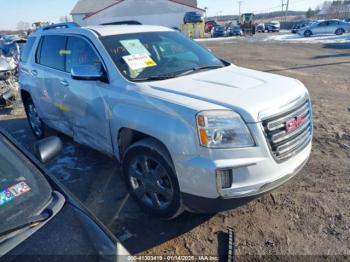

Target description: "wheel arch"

left=20, top=90, right=31, bottom=103
left=117, top=128, right=173, bottom=165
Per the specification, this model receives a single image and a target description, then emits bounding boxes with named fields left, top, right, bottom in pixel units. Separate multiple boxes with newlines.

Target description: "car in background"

left=205, top=20, right=217, bottom=33
left=184, top=12, right=203, bottom=24
left=298, top=19, right=350, bottom=37
left=266, top=21, right=280, bottom=32
left=291, top=21, right=312, bottom=34
left=343, top=18, right=350, bottom=23
left=0, top=129, right=128, bottom=260
left=211, top=25, right=225, bottom=37
left=256, top=23, right=265, bottom=33
left=225, top=24, right=242, bottom=36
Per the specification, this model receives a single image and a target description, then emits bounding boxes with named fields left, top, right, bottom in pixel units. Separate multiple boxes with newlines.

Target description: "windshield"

left=102, top=31, right=225, bottom=82
left=0, top=134, right=52, bottom=234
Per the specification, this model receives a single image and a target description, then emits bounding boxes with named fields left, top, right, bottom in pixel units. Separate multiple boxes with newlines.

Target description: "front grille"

left=262, top=99, right=312, bottom=162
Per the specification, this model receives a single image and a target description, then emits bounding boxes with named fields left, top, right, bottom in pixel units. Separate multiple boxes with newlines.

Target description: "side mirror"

left=34, top=136, right=63, bottom=164
left=71, top=64, right=104, bottom=81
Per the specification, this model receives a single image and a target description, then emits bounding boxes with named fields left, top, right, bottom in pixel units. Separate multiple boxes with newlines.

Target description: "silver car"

left=298, top=20, right=350, bottom=37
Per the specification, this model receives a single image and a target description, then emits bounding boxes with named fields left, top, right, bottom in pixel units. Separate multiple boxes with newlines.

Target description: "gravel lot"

left=1, top=32, right=349, bottom=259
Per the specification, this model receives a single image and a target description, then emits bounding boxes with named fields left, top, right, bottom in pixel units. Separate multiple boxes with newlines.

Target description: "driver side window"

left=65, top=36, right=101, bottom=73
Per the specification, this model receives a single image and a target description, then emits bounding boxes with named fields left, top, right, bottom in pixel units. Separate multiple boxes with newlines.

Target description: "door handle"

left=31, top=70, right=38, bottom=76
left=60, top=80, right=69, bottom=87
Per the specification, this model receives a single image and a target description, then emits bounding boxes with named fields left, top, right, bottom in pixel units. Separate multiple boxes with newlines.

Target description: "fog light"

left=217, top=169, right=233, bottom=189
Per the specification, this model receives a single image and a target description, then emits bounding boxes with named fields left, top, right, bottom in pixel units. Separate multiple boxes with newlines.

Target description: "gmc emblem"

left=285, top=113, right=307, bottom=133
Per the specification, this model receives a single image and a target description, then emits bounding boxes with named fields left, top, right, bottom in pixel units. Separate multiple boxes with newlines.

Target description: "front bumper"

left=174, top=117, right=312, bottom=204
left=181, top=150, right=310, bottom=213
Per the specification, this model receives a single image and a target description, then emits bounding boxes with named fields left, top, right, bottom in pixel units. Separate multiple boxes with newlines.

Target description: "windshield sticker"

left=0, top=182, right=31, bottom=206
left=122, top=54, right=157, bottom=71
left=120, top=39, right=150, bottom=55
left=59, top=50, right=71, bottom=56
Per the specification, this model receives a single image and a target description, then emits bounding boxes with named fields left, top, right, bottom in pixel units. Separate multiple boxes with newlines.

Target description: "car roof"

left=86, top=25, right=174, bottom=36
left=32, top=25, right=174, bottom=37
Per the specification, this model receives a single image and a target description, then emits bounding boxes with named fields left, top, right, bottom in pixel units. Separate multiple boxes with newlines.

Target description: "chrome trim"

left=271, top=117, right=311, bottom=144
left=261, top=96, right=313, bottom=163
left=276, top=127, right=311, bottom=155
left=266, top=102, right=310, bottom=131
left=277, top=135, right=312, bottom=161
left=258, top=94, right=308, bottom=122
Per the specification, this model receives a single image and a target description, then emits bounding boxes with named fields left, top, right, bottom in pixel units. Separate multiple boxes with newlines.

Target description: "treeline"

left=313, top=0, right=350, bottom=19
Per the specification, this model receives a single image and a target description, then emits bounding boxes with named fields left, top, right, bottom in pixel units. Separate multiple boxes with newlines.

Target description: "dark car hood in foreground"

left=3, top=202, right=126, bottom=262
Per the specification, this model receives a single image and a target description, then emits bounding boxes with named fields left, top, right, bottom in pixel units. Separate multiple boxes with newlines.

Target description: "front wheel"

left=304, top=30, right=312, bottom=37
left=335, top=28, right=344, bottom=35
left=122, top=138, right=183, bottom=219
left=24, top=97, right=45, bottom=139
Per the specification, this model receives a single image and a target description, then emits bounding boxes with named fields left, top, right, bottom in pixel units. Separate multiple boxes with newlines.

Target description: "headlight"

left=196, top=110, right=255, bottom=148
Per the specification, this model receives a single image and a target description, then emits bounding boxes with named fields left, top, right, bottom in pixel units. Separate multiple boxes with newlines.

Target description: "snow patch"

left=266, top=33, right=350, bottom=44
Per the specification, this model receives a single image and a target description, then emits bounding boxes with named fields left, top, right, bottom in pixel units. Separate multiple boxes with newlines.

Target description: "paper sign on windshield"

left=123, top=54, right=157, bottom=70
left=120, top=39, right=150, bottom=55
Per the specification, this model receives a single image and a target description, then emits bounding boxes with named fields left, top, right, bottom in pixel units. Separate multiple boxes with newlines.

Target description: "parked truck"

left=240, top=13, right=256, bottom=35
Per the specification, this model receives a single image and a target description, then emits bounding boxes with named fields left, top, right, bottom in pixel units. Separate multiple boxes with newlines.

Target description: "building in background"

left=71, top=0, right=205, bottom=29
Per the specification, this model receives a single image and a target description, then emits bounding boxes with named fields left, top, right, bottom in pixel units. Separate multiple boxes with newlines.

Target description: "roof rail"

left=101, top=21, right=142, bottom=26
left=42, top=22, right=80, bottom=31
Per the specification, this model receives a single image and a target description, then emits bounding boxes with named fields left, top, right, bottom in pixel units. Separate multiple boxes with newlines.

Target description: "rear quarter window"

left=20, top=37, right=36, bottom=63
left=38, top=35, right=67, bottom=71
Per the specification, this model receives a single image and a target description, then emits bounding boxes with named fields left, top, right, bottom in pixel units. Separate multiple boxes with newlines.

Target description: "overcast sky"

left=1, top=0, right=326, bottom=30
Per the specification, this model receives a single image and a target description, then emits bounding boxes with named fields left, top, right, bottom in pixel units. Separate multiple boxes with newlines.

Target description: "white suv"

left=19, top=23, right=313, bottom=219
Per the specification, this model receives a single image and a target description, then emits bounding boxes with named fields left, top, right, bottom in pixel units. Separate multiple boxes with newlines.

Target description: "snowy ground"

left=266, top=33, right=350, bottom=44
left=196, top=32, right=350, bottom=45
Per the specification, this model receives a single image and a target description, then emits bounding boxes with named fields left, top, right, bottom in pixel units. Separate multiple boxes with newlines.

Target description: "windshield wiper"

left=132, top=65, right=224, bottom=82
left=177, top=65, right=224, bottom=77
left=0, top=209, right=52, bottom=238
left=132, top=75, right=177, bottom=82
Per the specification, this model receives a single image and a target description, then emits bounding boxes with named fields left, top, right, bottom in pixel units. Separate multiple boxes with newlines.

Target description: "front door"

left=60, top=35, right=113, bottom=155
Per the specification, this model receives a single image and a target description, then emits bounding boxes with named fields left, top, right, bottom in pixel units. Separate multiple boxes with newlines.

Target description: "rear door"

left=60, top=35, right=113, bottom=155
left=34, top=35, right=74, bottom=136
left=328, top=20, right=339, bottom=34
left=314, top=21, right=328, bottom=34
left=19, top=36, right=38, bottom=102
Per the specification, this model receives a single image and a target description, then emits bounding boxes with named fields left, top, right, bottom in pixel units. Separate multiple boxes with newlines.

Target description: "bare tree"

left=16, top=21, right=31, bottom=32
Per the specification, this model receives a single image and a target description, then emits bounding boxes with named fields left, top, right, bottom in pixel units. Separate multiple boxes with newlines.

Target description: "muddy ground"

left=1, top=33, right=349, bottom=259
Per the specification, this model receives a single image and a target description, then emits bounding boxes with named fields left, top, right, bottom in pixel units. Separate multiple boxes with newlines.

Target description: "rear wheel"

left=335, top=28, right=344, bottom=35
left=24, top=97, right=45, bottom=139
left=122, top=138, right=183, bottom=219
left=304, top=30, right=312, bottom=37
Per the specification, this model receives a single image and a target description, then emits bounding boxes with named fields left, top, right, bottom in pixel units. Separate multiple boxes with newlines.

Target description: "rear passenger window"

left=65, top=36, right=101, bottom=73
left=20, top=37, right=36, bottom=63
left=39, top=35, right=66, bottom=71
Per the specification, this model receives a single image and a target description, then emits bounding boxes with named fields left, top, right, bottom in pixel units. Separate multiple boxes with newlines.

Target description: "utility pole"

left=238, top=1, right=243, bottom=16
left=281, top=0, right=288, bottom=23
left=285, top=0, right=290, bottom=23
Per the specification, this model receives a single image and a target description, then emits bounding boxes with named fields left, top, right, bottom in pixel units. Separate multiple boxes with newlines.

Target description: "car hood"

left=147, top=65, right=307, bottom=123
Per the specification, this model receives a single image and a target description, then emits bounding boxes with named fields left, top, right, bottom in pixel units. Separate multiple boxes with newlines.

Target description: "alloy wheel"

left=27, top=103, right=43, bottom=138
left=128, top=155, right=174, bottom=210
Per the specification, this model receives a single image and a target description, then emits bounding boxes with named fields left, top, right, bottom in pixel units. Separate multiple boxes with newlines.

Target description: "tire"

left=335, top=28, right=344, bottom=35
left=122, top=138, right=183, bottom=219
left=304, top=30, right=312, bottom=37
left=24, top=97, right=46, bottom=139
